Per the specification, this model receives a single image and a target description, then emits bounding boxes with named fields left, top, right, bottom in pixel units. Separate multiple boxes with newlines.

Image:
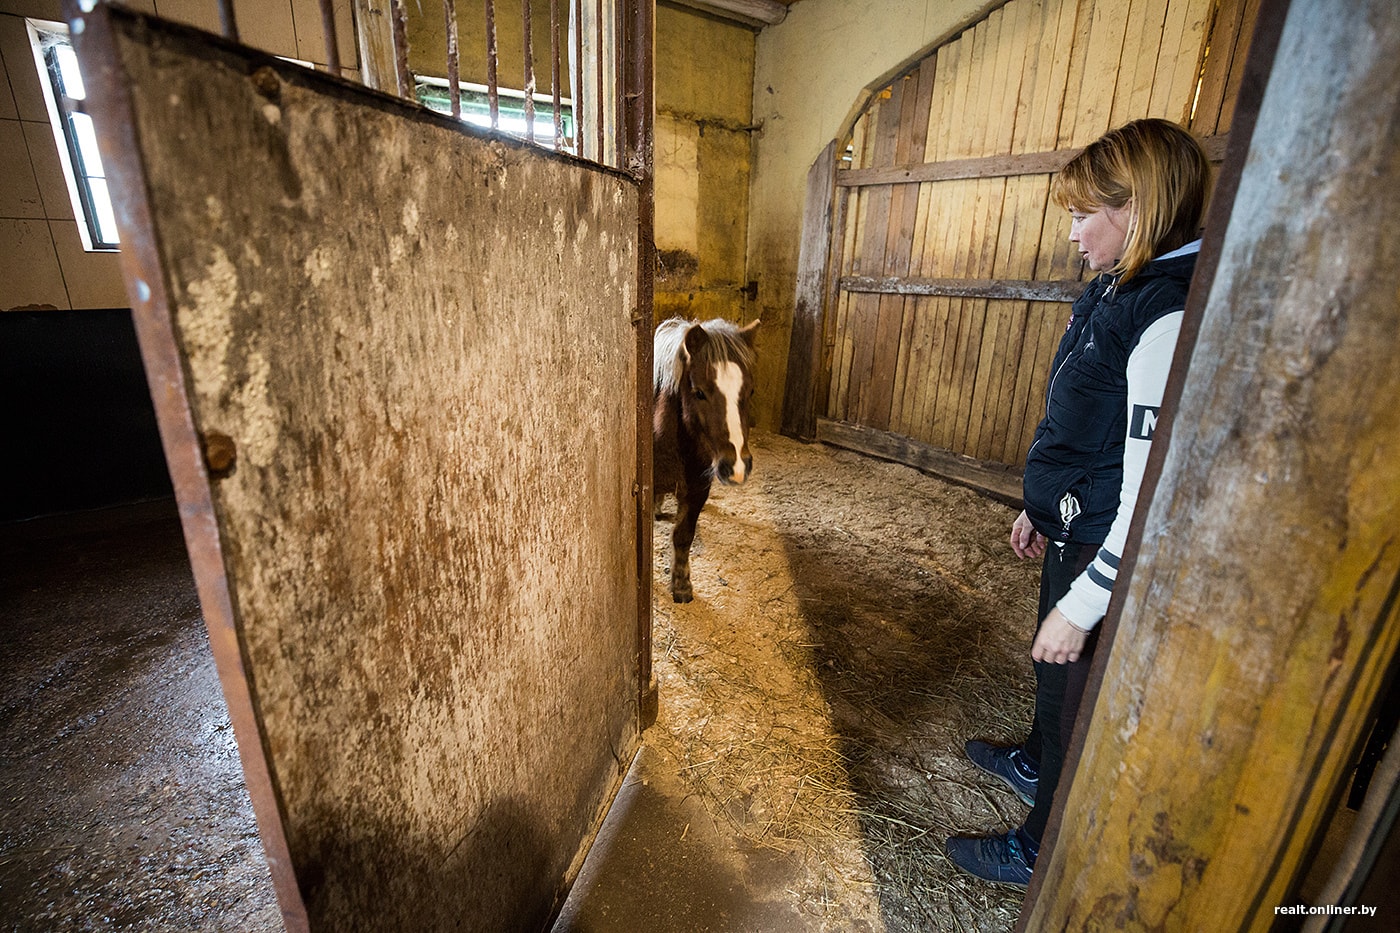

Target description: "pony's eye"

left=693, top=388, right=707, bottom=401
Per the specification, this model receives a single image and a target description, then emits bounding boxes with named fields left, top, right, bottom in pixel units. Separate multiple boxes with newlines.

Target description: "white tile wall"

left=50, top=218, right=126, bottom=307
left=0, top=2, right=63, bottom=23
left=0, top=217, right=67, bottom=309
left=150, top=0, right=222, bottom=37
left=0, top=116, right=44, bottom=217
left=21, top=116, right=71, bottom=219
left=236, top=0, right=299, bottom=60
left=0, top=41, right=18, bottom=119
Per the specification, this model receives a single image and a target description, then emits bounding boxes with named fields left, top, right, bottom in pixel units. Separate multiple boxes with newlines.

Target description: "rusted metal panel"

left=73, top=6, right=642, bottom=930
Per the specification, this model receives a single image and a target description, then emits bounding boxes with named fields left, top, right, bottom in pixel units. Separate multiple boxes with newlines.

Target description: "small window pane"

left=70, top=111, right=105, bottom=178
left=87, top=177, right=120, bottom=245
left=55, top=44, right=85, bottom=99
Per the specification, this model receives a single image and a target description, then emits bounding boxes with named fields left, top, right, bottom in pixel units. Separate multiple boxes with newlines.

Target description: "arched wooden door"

left=784, top=0, right=1259, bottom=499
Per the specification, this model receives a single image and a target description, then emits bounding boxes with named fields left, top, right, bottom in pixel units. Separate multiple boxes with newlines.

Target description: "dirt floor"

left=0, top=501, right=282, bottom=931
left=0, top=430, right=1041, bottom=932
left=647, top=430, right=1042, bottom=932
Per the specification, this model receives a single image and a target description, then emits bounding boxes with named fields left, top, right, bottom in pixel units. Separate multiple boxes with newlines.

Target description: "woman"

left=946, top=118, right=1212, bottom=887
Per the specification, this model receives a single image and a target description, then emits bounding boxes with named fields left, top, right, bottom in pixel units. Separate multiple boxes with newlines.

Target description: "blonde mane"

left=653, top=318, right=756, bottom=395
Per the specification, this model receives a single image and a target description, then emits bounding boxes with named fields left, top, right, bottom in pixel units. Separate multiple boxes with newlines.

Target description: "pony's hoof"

left=672, top=588, right=693, bottom=603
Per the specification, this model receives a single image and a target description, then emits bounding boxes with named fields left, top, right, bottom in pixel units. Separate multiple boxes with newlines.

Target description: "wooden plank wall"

left=822, top=0, right=1258, bottom=471
left=80, top=9, right=642, bottom=930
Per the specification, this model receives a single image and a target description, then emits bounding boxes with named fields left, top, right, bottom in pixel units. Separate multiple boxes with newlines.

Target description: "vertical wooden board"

left=965, top=9, right=1029, bottom=458
left=931, top=40, right=962, bottom=164
left=983, top=177, right=1036, bottom=462
left=925, top=183, right=967, bottom=448
left=1216, top=0, right=1261, bottom=133
left=889, top=63, right=939, bottom=432
left=784, top=141, right=837, bottom=438
left=910, top=49, right=939, bottom=164
left=1010, top=0, right=1046, bottom=153
left=846, top=293, right=882, bottom=421
left=900, top=296, right=935, bottom=436
left=845, top=82, right=903, bottom=423
left=1189, top=0, right=1248, bottom=135
left=1166, top=0, right=1213, bottom=123
left=965, top=296, right=1006, bottom=459
left=1002, top=179, right=1055, bottom=464
left=1147, top=0, right=1203, bottom=120
left=1016, top=301, right=1065, bottom=453
left=817, top=186, right=851, bottom=420
left=1071, top=0, right=1130, bottom=145
left=934, top=179, right=976, bottom=448
left=909, top=182, right=950, bottom=441
left=982, top=4, right=1018, bottom=157
left=871, top=80, right=905, bottom=168
left=830, top=289, right=855, bottom=417
left=961, top=177, right=1010, bottom=455
left=1110, top=0, right=1167, bottom=127
left=942, top=16, right=1000, bottom=448
left=848, top=111, right=870, bottom=171
left=1057, top=0, right=1100, bottom=147
left=948, top=179, right=992, bottom=450
left=952, top=22, right=987, bottom=159
left=1030, top=0, right=1081, bottom=149
left=91, top=15, right=642, bottom=932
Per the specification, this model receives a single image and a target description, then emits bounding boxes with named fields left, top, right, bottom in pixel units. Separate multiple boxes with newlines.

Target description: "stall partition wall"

left=785, top=0, right=1260, bottom=485
left=74, top=6, right=647, bottom=931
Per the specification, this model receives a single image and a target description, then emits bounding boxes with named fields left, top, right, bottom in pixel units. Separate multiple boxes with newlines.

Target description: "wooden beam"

left=352, top=0, right=395, bottom=92
left=815, top=418, right=1022, bottom=507
left=781, top=141, right=837, bottom=440
left=659, top=0, right=788, bottom=28
left=837, top=133, right=1229, bottom=188
left=1024, top=0, right=1400, bottom=926
left=840, top=275, right=1085, bottom=303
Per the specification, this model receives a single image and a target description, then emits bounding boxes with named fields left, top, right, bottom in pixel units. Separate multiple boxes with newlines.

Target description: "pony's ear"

left=738, top=318, right=760, bottom=347
left=682, top=323, right=710, bottom=362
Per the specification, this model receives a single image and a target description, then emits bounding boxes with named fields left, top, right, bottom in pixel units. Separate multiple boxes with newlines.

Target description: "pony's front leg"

left=670, top=484, right=710, bottom=603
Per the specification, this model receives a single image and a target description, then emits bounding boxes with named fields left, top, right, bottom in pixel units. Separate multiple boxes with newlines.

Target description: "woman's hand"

left=1011, top=510, right=1047, bottom=559
left=1032, top=608, right=1090, bottom=664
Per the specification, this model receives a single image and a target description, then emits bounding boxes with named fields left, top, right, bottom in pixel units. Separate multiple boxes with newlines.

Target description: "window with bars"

left=415, top=76, right=574, bottom=147
left=28, top=20, right=120, bottom=251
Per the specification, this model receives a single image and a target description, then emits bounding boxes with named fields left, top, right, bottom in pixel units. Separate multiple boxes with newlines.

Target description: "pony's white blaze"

left=715, top=361, right=747, bottom=482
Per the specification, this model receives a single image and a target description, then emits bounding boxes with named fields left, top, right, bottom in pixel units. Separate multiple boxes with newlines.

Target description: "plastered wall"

left=746, top=0, right=997, bottom=429
left=652, top=4, right=754, bottom=326
left=0, top=0, right=354, bottom=312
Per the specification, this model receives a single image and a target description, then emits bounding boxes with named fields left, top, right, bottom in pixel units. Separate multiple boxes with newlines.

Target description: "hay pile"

left=649, top=431, right=1042, bottom=932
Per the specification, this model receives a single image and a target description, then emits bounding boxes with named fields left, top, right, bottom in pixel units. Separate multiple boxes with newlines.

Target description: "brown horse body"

left=652, top=317, right=759, bottom=602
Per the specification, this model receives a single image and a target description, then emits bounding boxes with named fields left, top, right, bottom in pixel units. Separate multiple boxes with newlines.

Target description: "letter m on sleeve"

left=1130, top=404, right=1160, bottom=441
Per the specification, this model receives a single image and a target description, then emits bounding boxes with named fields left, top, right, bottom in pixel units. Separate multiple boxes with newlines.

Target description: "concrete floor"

left=0, top=500, right=281, bottom=931
left=552, top=744, right=821, bottom=933
left=0, top=499, right=826, bottom=932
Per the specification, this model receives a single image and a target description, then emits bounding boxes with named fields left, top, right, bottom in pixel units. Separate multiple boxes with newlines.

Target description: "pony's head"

left=655, top=317, right=759, bottom=484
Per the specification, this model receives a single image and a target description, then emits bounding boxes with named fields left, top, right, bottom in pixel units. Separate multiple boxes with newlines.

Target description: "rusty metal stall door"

left=73, top=7, right=644, bottom=931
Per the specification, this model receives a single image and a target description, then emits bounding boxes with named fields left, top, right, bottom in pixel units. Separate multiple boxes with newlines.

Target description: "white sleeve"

left=1055, top=310, right=1183, bottom=630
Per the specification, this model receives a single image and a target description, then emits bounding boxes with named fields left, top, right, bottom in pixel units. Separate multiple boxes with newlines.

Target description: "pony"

left=652, top=317, right=759, bottom=603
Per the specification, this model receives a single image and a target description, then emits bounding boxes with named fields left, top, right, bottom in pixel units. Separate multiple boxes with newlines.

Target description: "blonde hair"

left=1051, top=119, right=1211, bottom=283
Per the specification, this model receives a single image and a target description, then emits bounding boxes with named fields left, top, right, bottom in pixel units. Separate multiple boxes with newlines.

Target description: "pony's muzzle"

left=717, top=454, right=753, bottom=485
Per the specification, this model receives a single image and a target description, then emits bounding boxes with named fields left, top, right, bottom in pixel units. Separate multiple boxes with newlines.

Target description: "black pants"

left=1021, top=540, right=1100, bottom=846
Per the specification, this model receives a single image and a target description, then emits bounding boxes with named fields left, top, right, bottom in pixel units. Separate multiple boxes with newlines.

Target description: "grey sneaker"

left=946, top=829, right=1034, bottom=888
left=965, top=739, right=1037, bottom=807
